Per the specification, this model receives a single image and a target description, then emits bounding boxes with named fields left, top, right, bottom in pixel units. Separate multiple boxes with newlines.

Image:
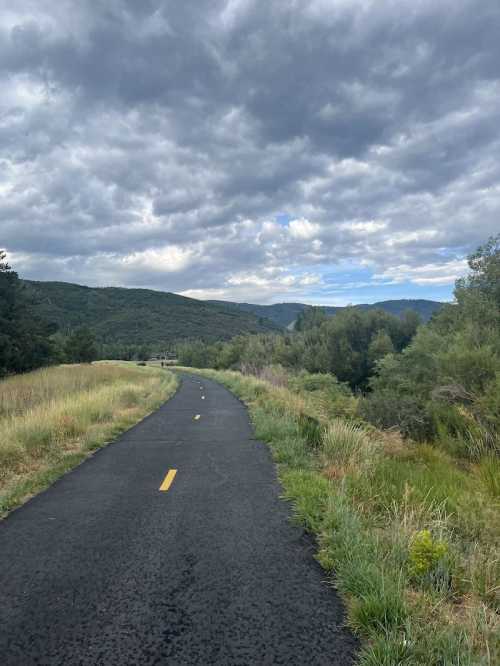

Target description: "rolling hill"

left=25, top=279, right=444, bottom=350
left=24, top=281, right=280, bottom=347
left=207, top=299, right=444, bottom=328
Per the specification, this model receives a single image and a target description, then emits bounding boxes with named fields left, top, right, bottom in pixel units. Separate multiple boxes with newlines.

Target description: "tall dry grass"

left=0, top=363, right=177, bottom=514
left=0, top=364, right=132, bottom=418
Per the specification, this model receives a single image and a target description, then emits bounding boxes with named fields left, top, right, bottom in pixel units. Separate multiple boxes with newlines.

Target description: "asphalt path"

left=0, top=372, right=357, bottom=665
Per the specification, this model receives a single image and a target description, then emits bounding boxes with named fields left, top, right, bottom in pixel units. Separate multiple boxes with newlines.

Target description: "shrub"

left=358, top=390, right=432, bottom=441
left=408, top=530, right=448, bottom=580
left=290, top=371, right=348, bottom=395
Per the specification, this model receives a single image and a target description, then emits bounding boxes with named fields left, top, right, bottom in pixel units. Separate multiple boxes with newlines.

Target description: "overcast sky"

left=1, top=1, right=499, bottom=305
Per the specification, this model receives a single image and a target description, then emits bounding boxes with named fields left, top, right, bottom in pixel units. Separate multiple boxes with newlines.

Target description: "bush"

left=408, top=530, right=448, bottom=581
left=358, top=390, right=432, bottom=440
left=290, top=371, right=348, bottom=395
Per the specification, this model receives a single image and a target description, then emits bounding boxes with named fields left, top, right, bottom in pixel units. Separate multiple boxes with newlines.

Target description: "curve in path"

left=0, top=372, right=357, bottom=665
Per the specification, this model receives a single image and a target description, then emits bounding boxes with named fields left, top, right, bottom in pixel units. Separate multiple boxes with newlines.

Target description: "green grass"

left=0, top=362, right=178, bottom=515
left=477, top=455, right=500, bottom=499
left=179, top=367, right=500, bottom=665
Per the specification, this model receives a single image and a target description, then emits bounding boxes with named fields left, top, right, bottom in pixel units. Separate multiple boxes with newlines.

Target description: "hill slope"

left=208, top=299, right=444, bottom=328
left=25, top=281, right=279, bottom=347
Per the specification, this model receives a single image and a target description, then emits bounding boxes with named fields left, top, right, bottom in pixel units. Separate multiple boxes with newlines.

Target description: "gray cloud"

left=1, top=0, right=499, bottom=303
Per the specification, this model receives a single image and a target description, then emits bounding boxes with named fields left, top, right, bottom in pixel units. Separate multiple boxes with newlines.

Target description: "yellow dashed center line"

left=159, top=469, right=177, bottom=492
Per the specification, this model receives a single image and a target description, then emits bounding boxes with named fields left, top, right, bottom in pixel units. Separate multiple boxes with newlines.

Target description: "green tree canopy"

left=0, top=251, right=58, bottom=376
left=65, top=327, right=98, bottom=363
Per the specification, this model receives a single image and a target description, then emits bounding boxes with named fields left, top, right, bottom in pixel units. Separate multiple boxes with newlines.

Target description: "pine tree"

left=0, top=251, right=57, bottom=376
left=65, top=327, right=98, bottom=363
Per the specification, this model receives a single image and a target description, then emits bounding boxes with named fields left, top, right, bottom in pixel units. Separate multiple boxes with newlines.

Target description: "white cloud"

left=288, top=218, right=320, bottom=240
left=374, top=259, right=468, bottom=286
left=121, top=246, right=195, bottom=273
left=339, top=220, right=388, bottom=234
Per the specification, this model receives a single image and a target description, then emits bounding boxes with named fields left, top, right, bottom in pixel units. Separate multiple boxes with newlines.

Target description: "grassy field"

left=181, top=367, right=499, bottom=665
left=0, top=362, right=178, bottom=516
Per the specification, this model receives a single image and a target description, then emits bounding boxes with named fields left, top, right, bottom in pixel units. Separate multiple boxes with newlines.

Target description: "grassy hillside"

left=208, top=299, right=444, bottom=328
left=24, top=280, right=279, bottom=346
left=0, top=363, right=178, bottom=515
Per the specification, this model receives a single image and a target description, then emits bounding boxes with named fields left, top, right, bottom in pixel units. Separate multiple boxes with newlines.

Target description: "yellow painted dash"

left=159, top=468, right=177, bottom=492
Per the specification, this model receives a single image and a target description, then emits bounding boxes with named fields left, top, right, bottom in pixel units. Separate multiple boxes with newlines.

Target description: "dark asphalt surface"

left=0, top=372, right=357, bottom=665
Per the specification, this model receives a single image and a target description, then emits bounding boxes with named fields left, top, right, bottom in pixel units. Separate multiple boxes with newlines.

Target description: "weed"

left=408, top=530, right=448, bottom=577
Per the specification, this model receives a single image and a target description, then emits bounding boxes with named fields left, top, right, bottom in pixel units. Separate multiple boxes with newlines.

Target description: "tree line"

left=177, top=304, right=421, bottom=390
left=179, top=235, right=500, bottom=455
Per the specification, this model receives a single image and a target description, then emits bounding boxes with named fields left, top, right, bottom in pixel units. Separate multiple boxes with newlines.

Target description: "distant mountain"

left=207, top=301, right=307, bottom=328
left=348, top=299, right=445, bottom=321
left=208, top=299, right=445, bottom=328
left=24, top=281, right=280, bottom=347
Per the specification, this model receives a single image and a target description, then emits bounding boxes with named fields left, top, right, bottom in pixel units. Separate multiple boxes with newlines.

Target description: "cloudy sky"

left=1, top=1, right=499, bottom=305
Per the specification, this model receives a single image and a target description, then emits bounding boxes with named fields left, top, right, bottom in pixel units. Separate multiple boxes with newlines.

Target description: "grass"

left=178, top=367, right=500, bottom=665
left=0, top=362, right=178, bottom=515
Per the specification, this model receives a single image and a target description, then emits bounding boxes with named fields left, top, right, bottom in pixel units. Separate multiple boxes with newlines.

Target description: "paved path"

left=0, top=373, right=357, bottom=665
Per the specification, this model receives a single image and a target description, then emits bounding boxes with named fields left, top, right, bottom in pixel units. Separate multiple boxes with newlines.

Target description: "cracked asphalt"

left=0, top=372, right=357, bottom=665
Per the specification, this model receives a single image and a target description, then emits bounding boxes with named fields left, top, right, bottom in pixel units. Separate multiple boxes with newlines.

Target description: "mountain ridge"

left=207, top=298, right=445, bottom=328
left=24, top=279, right=444, bottom=347
left=23, top=280, right=280, bottom=347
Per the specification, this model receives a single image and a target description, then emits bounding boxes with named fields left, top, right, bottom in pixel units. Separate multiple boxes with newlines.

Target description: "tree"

left=295, top=306, right=327, bottom=332
left=399, top=310, right=421, bottom=348
left=368, top=330, right=395, bottom=366
left=456, top=234, right=500, bottom=307
left=0, top=251, right=57, bottom=376
left=65, top=327, right=98, bottom=363
left=0, top=252, right=18, bottom=375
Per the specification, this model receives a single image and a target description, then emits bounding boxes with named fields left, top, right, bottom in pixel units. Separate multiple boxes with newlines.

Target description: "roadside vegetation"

left=183, top=365, right=498, bottom=664
left=179, top=236, right=500, bottom=664
left=177, top=296, right=421, bottom=391
left=0, top=363, right=178, bottom=515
